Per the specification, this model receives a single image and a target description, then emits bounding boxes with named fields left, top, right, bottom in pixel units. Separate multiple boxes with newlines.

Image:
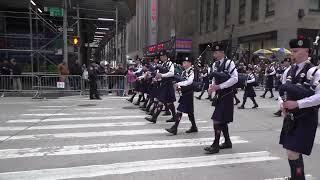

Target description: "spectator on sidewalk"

left=1, top=59, right=12, bottom=91
left=57, top=61, right=70, bottom=89
left=114, top=63, right=127, bottom=96
left=10, top=58, right=22, bottom=91
left=69, top=60, right=83, bottom=90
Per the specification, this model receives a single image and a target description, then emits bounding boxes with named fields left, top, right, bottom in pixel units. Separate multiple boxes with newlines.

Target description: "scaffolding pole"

left=63, top=0, right=68, bottom=68
left=77, top=3, right=81, bottom=64
left=115, top=7, right=118, bottom=63
left=29, top=1, right=34, bottom=75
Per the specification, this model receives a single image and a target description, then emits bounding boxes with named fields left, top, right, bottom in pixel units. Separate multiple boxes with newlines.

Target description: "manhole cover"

left=78, top=104, right=97, bottom=107
left=122, top=106, right=139, bottom=110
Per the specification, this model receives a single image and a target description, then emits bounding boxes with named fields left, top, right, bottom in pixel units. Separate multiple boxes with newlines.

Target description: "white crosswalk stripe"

left=0, top=127, right=212, bottom=141
left=0, top=151, right=279, bottom=180
left=0, top=137, right=247, bottom=160
left=27, top=107, right=114, bottom=111
left=0, top=121, right=208, bottom=131
left=7, top=115, right=147, bottom=123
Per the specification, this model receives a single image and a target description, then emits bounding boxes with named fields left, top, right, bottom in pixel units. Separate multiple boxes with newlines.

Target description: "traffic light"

left=72, top=36, right=79, bottom=46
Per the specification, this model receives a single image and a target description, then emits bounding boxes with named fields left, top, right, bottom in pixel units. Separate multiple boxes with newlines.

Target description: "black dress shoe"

left=219, top=142, right=232, bottom=149
left=166, top=118, right=175, bottom=123
left=162, top=112, right=171, bottom=116
left=269, top=96, right=274, bottom=98
left=185, top=127, right=198, bottom=133
left=204, top=143, right=220, bottom=154
left=205, top=97, right=211, bottom=100
left=196, top=96, right=201, bottom=100
left=165, top=126, right=177, bottom=135
left=141, top=108, right=147, bottom=111
left=238, top=106, right=245, bottom=109
left=252, top=105, right=259, bottom=109
left=145, top=116, right=156, bottom=123
left=260, top=95, right=265, bottom=98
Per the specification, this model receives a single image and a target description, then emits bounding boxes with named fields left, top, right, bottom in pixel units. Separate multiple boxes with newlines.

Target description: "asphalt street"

left=0, top=90, right=319, bottom=180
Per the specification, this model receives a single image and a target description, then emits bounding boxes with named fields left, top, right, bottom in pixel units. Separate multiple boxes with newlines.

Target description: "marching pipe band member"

left=145, top=50, right=176, bottom=123
left=261, top=61, right=276, bottom=98
left=274, top=58, right=292, bottom=117
left=196, top=64, right=211, bottom=100
left=278, top=36, right=320, bottom=180
left=204, top=41, right=238, bottom=154
left=127, top=58, right=143, bottom=103
left=165, top=56, right=198, bottom=135
left=238, top=67, right=259, bottom=109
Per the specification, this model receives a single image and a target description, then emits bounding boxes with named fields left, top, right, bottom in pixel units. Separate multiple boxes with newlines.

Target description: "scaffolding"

left=0, top=0, right=124, bottom=74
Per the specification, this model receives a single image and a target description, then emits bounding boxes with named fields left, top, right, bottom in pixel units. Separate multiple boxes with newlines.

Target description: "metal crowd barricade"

left=38, top=75, right=83, bottom=97
left=83, top=75, right=127, bottom=96
left=0, top=75, right=40, bottom=97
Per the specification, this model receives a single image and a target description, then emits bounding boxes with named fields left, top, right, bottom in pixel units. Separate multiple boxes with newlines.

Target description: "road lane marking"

left=0, top=127, right=213, bottom=141
left=0, top=136, right=246, bottom=159
left=0, top=121, right=208, bottom=131
left=0, top=151, right=279, bottom=180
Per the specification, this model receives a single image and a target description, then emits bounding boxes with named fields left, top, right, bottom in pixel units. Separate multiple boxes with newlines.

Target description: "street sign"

left=48, top=7, right=64, bottom=17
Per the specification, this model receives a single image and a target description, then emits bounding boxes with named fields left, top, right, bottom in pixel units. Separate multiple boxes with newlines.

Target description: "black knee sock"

left=270, top=90, right=274, bottom=97
left=136, top=94, right=143, bottom=103
left=152, top=104, right=164, bottom=120
left=173, top=112, right=183, bottom=128
left=262, top=90, right=267, bottom=97
left=146, top=99, right=154, bottom=111
left=188, top=113, right=197, bottom=128
left=289, top=155, right=305, bottom=180
left=129, top=93, right=136, bottom=101
left=142, top=96, right=149, bottom=107
left=250, top=97, right=258, bottom=106
left=167, top=103, right=176, bottom=118
left=199, top=90, right=205, bottom=98
left=150, top=101, right=158, bottom=115
left=213, top=124, right=222, bottom=145
left=241, top=97, right=247, bottom=107
left=234, top=95, right=240, bottom=103
left=221, top=124, right=231, bottom=143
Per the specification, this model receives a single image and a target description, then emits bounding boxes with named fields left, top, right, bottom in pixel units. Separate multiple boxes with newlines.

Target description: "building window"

left=225, top=0, right=231, bottom=27
left=310, top=0, right=320, bottom=11
left=212, top=0, right=219, bottom=31
left=206, top=0, right=211, bottom=32
left=251, top=0, right=259, bottom=21
left=239, top=0, right=246, bottom=24
left=266, top=0, right=275, bottom=17
left=200, top=0, right=205, bottom=33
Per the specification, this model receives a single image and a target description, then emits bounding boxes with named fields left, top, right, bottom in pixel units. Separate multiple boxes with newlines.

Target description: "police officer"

left=88, top=59, right=101, bottom=100
left=238, top=67, right=259, bottom=109
left=204, top=41, right=238, bottom=154
left=279, top=36, right=320, bottom=180
left=165, top=56, right=198, bottom=135
left=145, top=50, right=176, bottom=123
left=261, top=61, right=276, bottom=98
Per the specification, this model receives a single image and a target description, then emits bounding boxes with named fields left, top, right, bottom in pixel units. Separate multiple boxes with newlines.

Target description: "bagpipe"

left=207, top=71, right=247, bottom=89
left=173, top=74, right=202, bottom=93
